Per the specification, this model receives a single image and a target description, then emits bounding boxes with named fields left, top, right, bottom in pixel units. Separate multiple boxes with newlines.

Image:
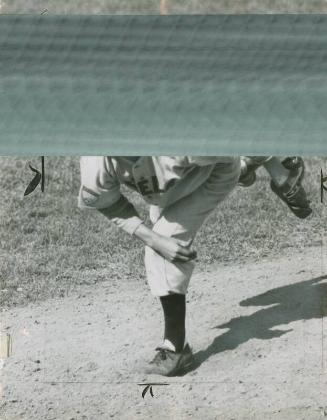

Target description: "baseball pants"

left=144, top=158, right=241, bottom=296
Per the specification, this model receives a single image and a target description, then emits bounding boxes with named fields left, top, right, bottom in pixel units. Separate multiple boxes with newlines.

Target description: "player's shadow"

left=190, top=274, right=327, bottom=372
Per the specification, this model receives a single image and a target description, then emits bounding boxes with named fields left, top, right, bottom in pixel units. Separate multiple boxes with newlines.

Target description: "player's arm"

left=79, top=156, right=144, bottom=235
left=134, top=224, right=197, bottom=263
left=79, top=156, right=195, bottom=262
left=98, top=208, right=196, bottom=263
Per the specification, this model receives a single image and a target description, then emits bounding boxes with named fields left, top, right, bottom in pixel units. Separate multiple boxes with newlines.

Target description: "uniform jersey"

left=79, top=156, right=240, bottom=235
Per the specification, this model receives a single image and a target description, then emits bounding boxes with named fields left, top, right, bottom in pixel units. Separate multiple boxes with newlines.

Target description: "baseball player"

left=79, top=156, right=241, bottom=376
left=239, top=156, right=312, bottom=218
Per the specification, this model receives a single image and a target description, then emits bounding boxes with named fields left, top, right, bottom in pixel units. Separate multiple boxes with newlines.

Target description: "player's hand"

left=152, top=234, right=197, bottom=263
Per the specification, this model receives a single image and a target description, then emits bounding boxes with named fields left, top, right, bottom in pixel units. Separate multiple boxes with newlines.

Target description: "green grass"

left=1, top=0, right=327, bottom=14
left=0, top=156, right=325, bottom=308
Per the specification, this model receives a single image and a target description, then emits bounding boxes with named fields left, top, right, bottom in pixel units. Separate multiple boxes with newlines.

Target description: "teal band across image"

left=0, top=15, right=327, bottom=155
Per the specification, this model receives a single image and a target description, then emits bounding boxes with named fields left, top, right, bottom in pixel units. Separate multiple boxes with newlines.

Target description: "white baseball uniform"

left=79, top=156, right=241, bottom=296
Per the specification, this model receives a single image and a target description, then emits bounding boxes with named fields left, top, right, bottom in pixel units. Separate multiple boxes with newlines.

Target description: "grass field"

left=0, top=156, right=325, bottom=308
left=2, top=0, right=327, bottom=14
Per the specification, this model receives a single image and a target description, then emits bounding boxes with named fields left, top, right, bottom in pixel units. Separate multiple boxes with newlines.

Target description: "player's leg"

left=262, top=157, right=289, bottom=186
left=144, top=159, right=241, bottom=376
left=239, top=156, right=312, bottom=219
left=239, top=156, right=289, bottom=186
left=143, top=206, right=195, bottom=376
left=238, top=156, right=269, bottom=187
left=267, top=157, right=312, bottom=219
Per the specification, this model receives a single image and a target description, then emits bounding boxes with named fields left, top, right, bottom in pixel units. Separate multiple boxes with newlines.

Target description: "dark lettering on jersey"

left=151, top=176, right=160, bottom=193
left=136, top=176, right=165, bottom=196
left=137, top=179, right=153, bottom=196
left=165, top=178, right=177, bottom=190
left=151, top=176, right=165, bottom=194
left=153, top=176, right=177, bottom=192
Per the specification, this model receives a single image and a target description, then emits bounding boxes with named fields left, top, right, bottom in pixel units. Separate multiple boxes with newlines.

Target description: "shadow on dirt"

left=191, top=274, right=327, bottom=371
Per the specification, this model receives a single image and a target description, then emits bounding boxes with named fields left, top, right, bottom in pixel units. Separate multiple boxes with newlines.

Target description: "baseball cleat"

left=238, top=157, right=263, bottom=187
left=238, top=169, right=257, bottom=187
left=270, top=157, right=312, bottom=219
left=144, top=343, right=194, bottom=376
left=280, top=156, right=305, bottom=181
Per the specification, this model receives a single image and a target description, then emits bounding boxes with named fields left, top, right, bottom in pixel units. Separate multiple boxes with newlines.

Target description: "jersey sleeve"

left=78, top=156, right=143, bottom=235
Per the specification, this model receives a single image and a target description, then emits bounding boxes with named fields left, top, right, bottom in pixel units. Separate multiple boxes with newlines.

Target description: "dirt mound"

left=1, top=247, right=326, bottom=419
